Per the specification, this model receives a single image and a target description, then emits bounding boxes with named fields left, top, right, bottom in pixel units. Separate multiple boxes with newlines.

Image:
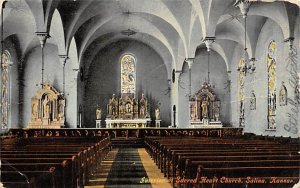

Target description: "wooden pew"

left=1, top=135, right=111, bottom=188
left=144, top=136, right=299, bottom=188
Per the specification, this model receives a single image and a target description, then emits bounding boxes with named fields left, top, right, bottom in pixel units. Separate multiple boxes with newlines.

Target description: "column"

left=171, top=70, right=182, bottom=128
left=185, top=58, right=194, bottom=99
left=59, top=55, right=69, bottom=127
left=59, top=55, right=69, bottom=95
left=35, top=32, right=50, bottom=86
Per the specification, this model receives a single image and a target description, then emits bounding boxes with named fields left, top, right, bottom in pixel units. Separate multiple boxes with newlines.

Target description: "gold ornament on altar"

left=201, top=97, right=209, bottom=118
left=28, top=81, right=65, bottom=128
left=106, top=93, right=149, bottom=119
left=189, top=82, right=221, bottom=125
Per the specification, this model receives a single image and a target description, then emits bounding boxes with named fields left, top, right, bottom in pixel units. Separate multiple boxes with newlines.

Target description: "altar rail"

left=7, top=128, right=241, bottom=139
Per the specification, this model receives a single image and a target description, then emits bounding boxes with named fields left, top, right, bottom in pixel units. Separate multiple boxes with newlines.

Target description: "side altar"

left=104, top=93, right=151, bottom=128
left=189, top=82, right=222, bottom=128
left=28, top=82, right=65, bottom=129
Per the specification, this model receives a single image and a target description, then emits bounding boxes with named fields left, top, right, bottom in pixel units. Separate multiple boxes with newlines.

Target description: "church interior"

left=0, top=0, right=299, bottom=187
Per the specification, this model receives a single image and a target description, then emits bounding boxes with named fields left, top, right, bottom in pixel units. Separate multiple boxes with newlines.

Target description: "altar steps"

left=111, top=137, right=144, bottom=148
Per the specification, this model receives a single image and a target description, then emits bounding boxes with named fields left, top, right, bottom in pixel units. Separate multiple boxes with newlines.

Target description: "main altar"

left=189, top=82, right=222, bottom=128
left=28, top=82, right=65, bottom=128
left=104, top=93, right=151, bottom=128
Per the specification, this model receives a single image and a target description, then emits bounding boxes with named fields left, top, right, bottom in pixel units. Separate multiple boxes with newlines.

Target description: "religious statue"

left=201, top=97, right=209, bottom=118
left=269, top=92, right=276, bottom=113
left=250, top=90, right=256, bottom=110
left=109, top=94, right=118, bottom=116
left=31, top=100, right=38, bottom=120
left=58, top=100, right=65, bottom=120
left=96, top=105, right=101, bottom=120
left=139, top=93, right=147, bottom=117
left=279, top=82, right=287, bottom=106
left=214, top=101, right=220, bottom=121
left=126, top=102, right=132, bottom=113
left=155, top=107, right=160, bottom=120
left=133, top=98, right=138, bottom=118
left=43, top=95, right=50, bottom=119
left=118, top=98, right=124, bottom=117
left=191, top=101, right=197, bottom=121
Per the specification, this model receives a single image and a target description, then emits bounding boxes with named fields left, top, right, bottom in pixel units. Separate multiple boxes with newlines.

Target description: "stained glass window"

left=267, top=40, right=276, bottom=129
left=1, top=51, right=11, bottom=130
left=238, top=59, right=245, bottom=127
left=121, top=54, right=136, bottom=94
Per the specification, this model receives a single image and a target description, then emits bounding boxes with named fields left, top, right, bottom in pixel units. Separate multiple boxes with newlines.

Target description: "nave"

left=0, top=128, right=299, bottom=188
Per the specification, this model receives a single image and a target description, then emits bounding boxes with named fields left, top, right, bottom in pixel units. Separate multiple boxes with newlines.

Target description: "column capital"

left=35, top=32, right=50, bottom=48
left=58, top=55, right=69, bottom=66
left=202, top=37, right=215, bottom=52
left=234, top=0, right=251, bottom=18
left=185, top=58, right=195, bottom=69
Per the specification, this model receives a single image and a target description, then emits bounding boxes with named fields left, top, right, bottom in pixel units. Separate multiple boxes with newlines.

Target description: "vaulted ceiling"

left=1, top=0, right=299, bottom=78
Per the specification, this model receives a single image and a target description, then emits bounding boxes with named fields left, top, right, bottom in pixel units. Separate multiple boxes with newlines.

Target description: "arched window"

left=1, top=51, right=12, bottom=130
left=267, top=40, right=276, bottom=129
left=238, top=59, right=245, bottom=127
left=120, top=54, right=136, bottom=95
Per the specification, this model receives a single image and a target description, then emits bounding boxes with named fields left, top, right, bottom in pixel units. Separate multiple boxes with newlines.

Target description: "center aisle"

left=85, top=148, right=172, bottom=188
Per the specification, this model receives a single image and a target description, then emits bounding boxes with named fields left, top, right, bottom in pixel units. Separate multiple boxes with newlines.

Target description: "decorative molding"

left=202, top=37, right=215, bottom=52
left=58, top=55, right=69, bottom=66
left=35, top=32, right=50, bottom=48
left=234, top=0, right=251, bottom=18
left=185, top=58, right=195, bottom=69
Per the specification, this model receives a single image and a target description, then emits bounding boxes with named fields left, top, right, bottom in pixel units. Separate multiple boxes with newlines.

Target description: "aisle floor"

left=85, top=148, right=172, bottom=188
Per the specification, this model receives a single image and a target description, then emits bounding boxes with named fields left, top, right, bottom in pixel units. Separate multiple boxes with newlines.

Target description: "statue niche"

left=189, top=82, right=222, bottom=127
left=28, top=82, right=65, bottom=128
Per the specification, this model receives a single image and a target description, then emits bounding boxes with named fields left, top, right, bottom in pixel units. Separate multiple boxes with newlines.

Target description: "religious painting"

left=267, top=40, right=276, bottom=129
left=238, top=58, right=245, bottom=127
left=279, top=82, right=287, bottom=106
left=121, top=54, right=136, bottom=94
left=1, top=52, right=11, bottom=130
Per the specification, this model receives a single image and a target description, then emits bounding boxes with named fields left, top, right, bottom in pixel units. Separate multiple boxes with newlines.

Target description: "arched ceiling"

left=1, top=0, right=299, bottom=75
